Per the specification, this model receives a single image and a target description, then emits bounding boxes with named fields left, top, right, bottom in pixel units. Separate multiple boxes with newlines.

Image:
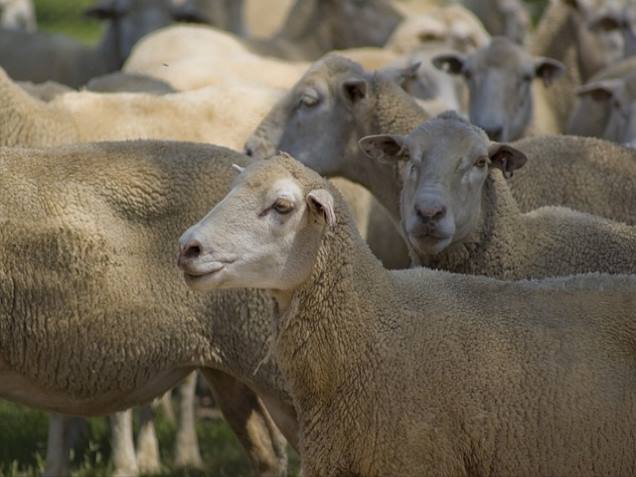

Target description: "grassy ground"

left=34, top=0, right=102, bottom=44
left=0, top=400, right=299, bottom=477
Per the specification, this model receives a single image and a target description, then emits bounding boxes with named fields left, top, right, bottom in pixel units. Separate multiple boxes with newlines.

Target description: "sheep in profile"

left=432, top=36, right=565, bottom=141
left=178, top=153, right=636, bottom=477
left=359, top=112, right=636, bottom=277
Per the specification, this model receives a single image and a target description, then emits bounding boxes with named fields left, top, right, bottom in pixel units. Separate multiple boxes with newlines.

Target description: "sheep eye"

left=273, top=199, right=294, bottom=214
left=474, top=156, right=488, bottom=168
left=299, top=93, right=319, bottom=108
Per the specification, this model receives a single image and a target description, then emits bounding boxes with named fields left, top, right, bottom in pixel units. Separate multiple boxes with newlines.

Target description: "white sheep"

left=178, top=153, right=636, bottom=477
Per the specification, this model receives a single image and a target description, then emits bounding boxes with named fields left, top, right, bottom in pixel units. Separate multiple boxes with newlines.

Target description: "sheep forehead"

left=306, top=54, right=365, bottom=81
left=472, top=38, right=529, bottom=70
left=239, top=155, right=324, bottom=198
left=409, top=115, right=489, bottom=163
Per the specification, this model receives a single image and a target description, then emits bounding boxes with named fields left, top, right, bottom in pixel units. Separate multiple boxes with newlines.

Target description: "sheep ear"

left=576, top=80, right=620, bottom=102
left=341, top=78, right=368, bottom=105
left=84, top=0, right=126, bottom=19
left=378, top=63, right=421, bottom=90
left=432, top=53, right=466, bottom=75
left=488, top=143, right=527, bottom=179
left=534, top=57, right=565, bottom=87
left=306, top=189, right=336, bottom=228
left=358, top=134, right=408, bottom=163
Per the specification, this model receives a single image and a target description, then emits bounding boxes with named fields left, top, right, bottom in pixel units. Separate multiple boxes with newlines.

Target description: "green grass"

left=0, top=400, right=300, bottom=477
left=34, top=0, right=102, bottom=44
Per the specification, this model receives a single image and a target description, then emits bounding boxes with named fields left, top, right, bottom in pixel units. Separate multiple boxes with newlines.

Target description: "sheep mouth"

left=407, top=233, right=453, bottom=255
left=182, top=259, right=235, bottom=282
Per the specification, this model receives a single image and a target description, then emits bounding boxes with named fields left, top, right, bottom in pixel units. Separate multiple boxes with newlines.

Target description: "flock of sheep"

left=1, top=0, right=636, bottom=476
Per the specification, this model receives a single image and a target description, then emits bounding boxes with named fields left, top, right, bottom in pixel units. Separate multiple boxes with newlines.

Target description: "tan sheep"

left=178, top=153, right=636, bottom=477
left=0, top=141, right=292, bottom=477
left=0, top=66, right=283, bottom=149
left=529, top=0, right=631, bottom=129
left=360, top=112, right=636, bottom=277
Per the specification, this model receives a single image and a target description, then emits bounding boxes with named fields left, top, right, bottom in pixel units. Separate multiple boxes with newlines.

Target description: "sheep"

left=432, top=36, right=565, bottom=141
left=244, top=0, right=403, bottom=60
left=461, top=0, right=530, bottom=44
left=0, top=140, right=293, bottom=477
left=387, top=4, right=491, bottom=54
left=359, top=111, right=636, bottom=277
left=178, top=153, right=636, bottom=477
left=567, top=57, right=636, bottom=144
left=1, top=67, right=375, bottom=474
left=0, top=0, right=35, bottom=32
left=0, top=0, right=175, bottom=88
left=0, top=66, right=283, bottom=149
left=248, top=54, right=636, bottom=233
left=529, top=0, right=630, bottom=131
left=172, top=0, right=245, bottom=35
left=123, top=24, right=422, bottom=93
left=573, top=69, right=636, bottom=145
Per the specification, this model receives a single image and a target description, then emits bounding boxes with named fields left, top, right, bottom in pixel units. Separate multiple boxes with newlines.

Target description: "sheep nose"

left=181, top=239, right=202, bottom=259
left=483, top=126, right=503, bottom=141
left=415, top=204, right=447, bottom=224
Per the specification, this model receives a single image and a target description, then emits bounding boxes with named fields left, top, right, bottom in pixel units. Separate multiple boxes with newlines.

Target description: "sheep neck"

left=417, top=172, right=524, bottom=279
left=344, top=77, right=428, bottom=223
left=272, top=204, right=395, bottom=446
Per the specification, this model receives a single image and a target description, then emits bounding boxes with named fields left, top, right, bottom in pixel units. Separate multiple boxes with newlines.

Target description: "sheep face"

left=432, top=37, right=564, bottom=141
left=576, top=72, right=636, bottom=145
left=359, top=113, right=526, bottom=257
left=178, top=157, right=334, bottom=293
left=246, top=56, right=372, bottom=177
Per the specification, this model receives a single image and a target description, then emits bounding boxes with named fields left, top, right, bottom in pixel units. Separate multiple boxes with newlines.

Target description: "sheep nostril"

left=183, top=241, right=202, bottom=259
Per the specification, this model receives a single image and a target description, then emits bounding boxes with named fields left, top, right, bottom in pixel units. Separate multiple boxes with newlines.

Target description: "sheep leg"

left=43, top=414, right=71, bottom=477
left=136, top=405, right=162, bottom=474
left=157, top=389, right=176, bottom=424
left=202, top=369, right=288, bottom=477
left=109, top=410, right=139, bottom=477
left=174, top=371, right=203, bottom=468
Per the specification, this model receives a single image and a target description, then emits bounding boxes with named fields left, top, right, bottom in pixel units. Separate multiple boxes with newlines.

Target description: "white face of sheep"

left=432, top=37, right=564, bottom=142
left=576, top=74, right=636, bottom=146
left=177, top=159, right=335, bottom=293
left=359, top=115, right=527, bottom=257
